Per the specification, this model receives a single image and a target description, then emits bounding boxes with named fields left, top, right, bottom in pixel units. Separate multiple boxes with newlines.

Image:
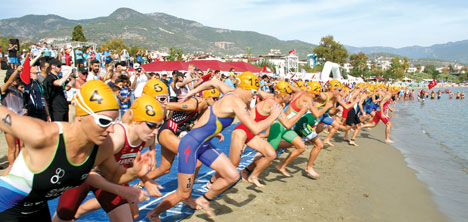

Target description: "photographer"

left=130, top=63, right=151, bottom=98
left=44, top=59, right=73, bottom=121
left=7, top=42, right=18, bottom=69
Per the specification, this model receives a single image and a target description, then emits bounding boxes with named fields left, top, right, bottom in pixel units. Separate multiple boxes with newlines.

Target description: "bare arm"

left=277, top=102, right=307, bottom=129
left=52, top=71, right=72, bottom=87
left=182, top=80, right=233, bottom=100
left=1, top=66, right=22, bottom=94
left=0, top=106, right=53, bottom=148
left=165, top=97, right=198, bottom=112
left=232, top=98, right=280, bottom=134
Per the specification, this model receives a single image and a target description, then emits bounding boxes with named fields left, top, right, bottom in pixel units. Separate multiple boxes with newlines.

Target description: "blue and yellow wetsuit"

left=178, top=104, right=234, bottom=174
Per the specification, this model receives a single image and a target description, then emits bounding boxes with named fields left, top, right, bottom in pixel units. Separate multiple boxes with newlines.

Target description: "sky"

left=1, top=0, right=467, bottom=48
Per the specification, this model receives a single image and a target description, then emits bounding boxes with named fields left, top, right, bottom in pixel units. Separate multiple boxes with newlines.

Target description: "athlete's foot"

left=247, top=176, right=265, bottom=188
left=343, top=135, right=349, bottom=142
left=275, top=165, right=292, bottom=177
left=195, top=196, right=216, bottom=220
left=146, top=211, right=161, bottom=222
left=349, top=139, right=359, bottom=146
left=240, top=169, right=250, bottom=182
left=183, top=197, right=197, bottom=209
left=385, top=139, right=394, bottom=143
left=305, top=167, right=320, bottom=179
left=323, top=140, right=335, bottom=147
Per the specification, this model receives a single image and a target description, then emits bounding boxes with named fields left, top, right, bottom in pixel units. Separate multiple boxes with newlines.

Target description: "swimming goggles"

left=75, top=92, right=117, bottom=128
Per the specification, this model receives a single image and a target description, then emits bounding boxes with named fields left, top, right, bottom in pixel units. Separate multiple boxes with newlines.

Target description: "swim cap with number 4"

left=130, top=95, right=164, bottom=122
left=142, top=79, right=168, bottom=97
left=75, top=80, right=120, bottom=116
left=236, top=72, right=259, bottom=90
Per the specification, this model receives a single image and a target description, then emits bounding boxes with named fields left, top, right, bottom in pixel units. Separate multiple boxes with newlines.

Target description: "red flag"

left=428, top=78, right=437, bottom=89
left=261, top=64, right=267, bottom=72
left=289, top=49, right=296, bottom=55
left=201, top=73, right=212, bottom=82
left=20, top=55, right=31, bottom=84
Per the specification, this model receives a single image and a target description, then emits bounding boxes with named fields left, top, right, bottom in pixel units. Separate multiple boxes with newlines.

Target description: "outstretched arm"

left=182, top=80, right=233, bottom=101
left=165, top=97, right=198, bottom=112
left=233, top=98, right=281, bottom=134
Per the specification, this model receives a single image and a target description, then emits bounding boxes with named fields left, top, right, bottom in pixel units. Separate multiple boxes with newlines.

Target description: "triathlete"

left=0, top=80, right=152, bottom=221
left=146, top=72, right=282, bottom=221
left=53, top=95, right=164, bottom=221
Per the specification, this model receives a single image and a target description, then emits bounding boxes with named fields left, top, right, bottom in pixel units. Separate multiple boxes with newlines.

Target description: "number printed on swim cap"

left=145, top=105, right=155, bottom=116
left=90, top=90, right=103, bottom=104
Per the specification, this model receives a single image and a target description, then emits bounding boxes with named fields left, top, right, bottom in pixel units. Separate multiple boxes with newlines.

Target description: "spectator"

left=75, top=67, right=88, bottom=89
left=1, top=66, right=24, bottom=168
left=41, top=42, right=51, bottom=58
left=86, top=59, right=101, bottom=81
left=171, top=71, right=192, bottom=99
left=75, top=46, right=84, bottom=68
left=44, top=59, right=73, bottom=121
left=115, top=75, right=131, bottom=118
left=224, top=72, right=236, bottom=88
left=24, top=57, right=50, bottom=121
left=7, top=42, right=19, bottom=69
left=160, top=72, right=169, bottom=86
left=260, top=75, right=269, bottom=92
left=129, top=63, right=151, bottom=98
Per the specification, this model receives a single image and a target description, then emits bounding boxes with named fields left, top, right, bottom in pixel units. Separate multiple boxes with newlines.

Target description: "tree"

left=71, top=25, right=87, bottom=42
left=349, top=52, right=369, bottom=76
left=389, top=57, right=404, bottom=80
left=313, top=35, right=348, bottom=65
left=255, top=59, right=277, bottom=74
left=424, top=64, right=440, bottom=79
left=168, top=47, right=184, bottom=61
left=128, top=45, right=147, bottom=57
left=99, top=39, right=127, bottom=53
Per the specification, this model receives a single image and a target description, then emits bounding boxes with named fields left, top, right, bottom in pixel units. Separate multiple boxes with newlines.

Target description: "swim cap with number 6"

left=142, top=79, right=168, bottom=97
left=236, top=72, right=260, bottom=90
left=75, top=80, right=120, bottom=116
left=130, top=95, right=164, bottom=122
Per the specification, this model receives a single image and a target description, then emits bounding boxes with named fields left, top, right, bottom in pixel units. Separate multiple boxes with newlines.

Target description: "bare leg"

left=385, top=122, right=394, bottom=143
left=305, top=137, right=324, bottom=178
left=107, top=204, right=133, bottom=222
left=75, top=198, right=101, bottom=219
left=276, top=137, right=306, bottom=177
left=245, top=137, right=276, bottom=188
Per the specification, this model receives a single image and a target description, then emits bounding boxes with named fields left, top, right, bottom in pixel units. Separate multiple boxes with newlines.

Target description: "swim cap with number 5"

left=142, top=79, right=168, bottom=97
left=75, top=80, right=119, bottom=116
left=130, top=95, right=164, bottom=122
left=236, top=72, right=260, bottom=90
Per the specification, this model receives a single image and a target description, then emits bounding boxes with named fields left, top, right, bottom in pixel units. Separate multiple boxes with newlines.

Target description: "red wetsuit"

left=234, top=104, right=270, bottom=143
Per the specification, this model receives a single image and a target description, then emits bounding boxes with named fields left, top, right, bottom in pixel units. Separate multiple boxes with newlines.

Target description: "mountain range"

left=0, top=8, right=467, bottom=64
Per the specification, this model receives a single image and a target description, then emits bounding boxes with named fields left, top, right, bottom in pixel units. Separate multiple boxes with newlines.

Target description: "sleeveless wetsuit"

left=56, top=123, right=147, bottom=220
left=318, top=93, right=334, bottom=125
left=294, top=112, right=319, bottom=141
left=234, top=101, right=270, bottom=143
left=178, top=96, right=234, bottom=174
left=373, top=99, right=391, bottom=124
left=0, top=122, right=98, bottom=221
left=158, top=97, right=200, bottom=139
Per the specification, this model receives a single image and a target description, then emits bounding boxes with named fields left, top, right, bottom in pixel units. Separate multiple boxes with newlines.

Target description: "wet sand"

left=186, top=124, right=447, bottom=222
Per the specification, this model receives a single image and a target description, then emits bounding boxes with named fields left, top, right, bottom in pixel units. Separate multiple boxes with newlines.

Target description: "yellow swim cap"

left=236, top=72, right=259, bottom=90
left=306, top=81, right=321, bottom=94
left=274, top=80, right=292, bottom=96
left=202, top=88, right=220, bottom=98
left=327, top=79, right=343, bottom=90
left=295, top=81, right=305, bottom=88
left=130, top=95, right=164, bottom=122
left=142, top=79, right=168, bottom=97
left=75, top=80, right=119, bottom=116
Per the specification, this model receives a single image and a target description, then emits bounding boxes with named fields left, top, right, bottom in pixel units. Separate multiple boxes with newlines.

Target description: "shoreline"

left=0, top=122, right=447, bottom=221
left=185, top=124, right=447, bottom=221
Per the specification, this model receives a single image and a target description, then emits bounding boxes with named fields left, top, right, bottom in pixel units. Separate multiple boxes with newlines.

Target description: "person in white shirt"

left=86, top=59, right=101, bottom=81
left=130, top=63, right=151, bottom=98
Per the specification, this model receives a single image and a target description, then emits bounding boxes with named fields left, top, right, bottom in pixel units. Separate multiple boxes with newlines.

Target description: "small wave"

left=440, top=142, right=468, bottom=175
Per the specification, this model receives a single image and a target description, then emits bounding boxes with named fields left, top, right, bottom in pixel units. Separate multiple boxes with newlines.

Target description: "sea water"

left=391, top=88, right=468, bottom=222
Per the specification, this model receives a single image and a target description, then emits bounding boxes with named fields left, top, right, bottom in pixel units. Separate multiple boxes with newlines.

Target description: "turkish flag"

left=20, top=54, right=31, bottom=84
left=428, top=78, right=437, bottom=89
left=261, top=64, right=267, bottom=72
left=289, top=49, right=296, bottom=55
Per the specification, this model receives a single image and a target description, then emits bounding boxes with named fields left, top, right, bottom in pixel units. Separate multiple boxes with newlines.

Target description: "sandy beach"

left=186, top=124, right=447, bottom=222
left=0, top=67, right=447, bottom=221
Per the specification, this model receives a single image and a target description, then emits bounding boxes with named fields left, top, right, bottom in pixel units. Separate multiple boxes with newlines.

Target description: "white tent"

left=320, top=61, right=343, bottom=81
